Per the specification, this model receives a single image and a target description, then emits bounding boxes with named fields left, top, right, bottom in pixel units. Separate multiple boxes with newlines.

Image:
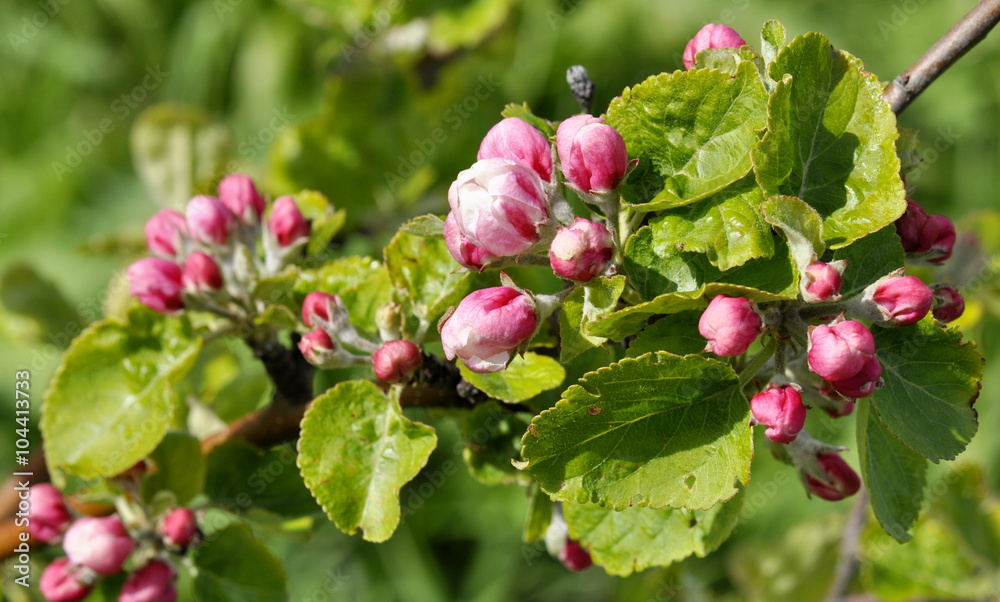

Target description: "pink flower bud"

left=895, top=199, right=955, bottom=262
left=28, top=484, right=72, bottom=544
left=298, top=328, right=336, bottom=365
left=159, top=507, right=198, bottom=549
left=268, top=196, right=310, bottom=247
left=127, top=258, right=185, bottom=314
left=926, top=214, right=956, bottom=263
left=872, top=275, right=933, bottom=326
left=932, top=285, right=965, bottom=323
left=807, top=321, right=876, bottom=382
left=750, top=383, right=807, bottom=444
left=218, top=173, right=265, bottom=222
left=39, top=559, right=92, bottom=602
left=682, top=24, right=747, bottom=70
left=558, top=539, right=593, bottom=571
left=372, top=340, right=422, bottom=383
left=182, top=252, right=223, bottom=292
left=803, top=261, right=844, bottom=303
left=805, top=452, right=861, bottom=501
left=448, top=159, right=550, bottom=257
left=556, top=115, right=629, bottom=194
left=119, top=560, right=177, bottom=602
left=444, top=211, right=498, bottom=270
left=144, top=209, right=187, bottom=259
left=185, top=195, right=234, bottom=247
left=477, top=117, right=553, bottom=182
left=698, top=295, right=762, bottom=356
left=829, top=356, right=882, bottom=399
left=301, top=291, right=347, bottom=328
left=441, top=287, right=537, bottom=374
left=549, top=218, right=614, bottom=282
left=63, top=515, right=134, bottom=576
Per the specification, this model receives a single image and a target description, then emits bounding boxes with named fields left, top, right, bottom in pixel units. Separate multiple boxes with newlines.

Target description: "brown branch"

left=883, top=0, right=1000, bottom=114
left=823, top=487, right=870, bottom=602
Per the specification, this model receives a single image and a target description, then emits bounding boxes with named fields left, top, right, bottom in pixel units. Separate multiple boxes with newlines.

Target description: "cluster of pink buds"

left=895, top=198, right=956, bottom=264
left=127, top=174, right=311, bottom=317
left=298, top=291, right=381, bottom=370
left=682, top=24, right=747, bottom=69
left=32, top=484, right=196, bottom=602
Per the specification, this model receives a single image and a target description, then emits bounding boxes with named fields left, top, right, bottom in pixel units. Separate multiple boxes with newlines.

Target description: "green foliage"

left=460, top=401, right=531, bottom=486
left=294, top=257, right=393, bottom=336
left=458, top=352, right=566, bottom=404
left=143, top=432, right=206, bottom=508
left=192, top=524, right=289, bottom=602
left=558, top=275, right=626, bottom=362
left=205, top=440, right=319, bottom=518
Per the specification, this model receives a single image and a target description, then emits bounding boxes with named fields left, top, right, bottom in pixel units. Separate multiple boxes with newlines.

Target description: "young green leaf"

left=760, top=195, right=825, bottom=274
left=205, top=440, right=319, bottom=518
left=458, top=352, right=566, bottom=403
left=626, top=311, right=706, bottom=357
left=460, top=401, right=531, bottom=486
left=558, top=275, right=626, bottom=362
left=192, top=523, right=288, bottom=602
left=384, top=226, right=474, bottom=325
left=142, top=432, right=206, bottom=508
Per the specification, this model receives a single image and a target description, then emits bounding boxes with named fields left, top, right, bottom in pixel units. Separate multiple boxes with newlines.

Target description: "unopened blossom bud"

left=549, top=218, right=613, bottom=282
left=444, top=211, right=498, bottom=270
left=559, top=539, right=593, bottom=571
left=682, top=24, right=747, bottom=70
left=803, top=260, right=844, bottom=303
left=301, top=291, right=348, bottom=329
left=807, top=321, right=875, bottom=382
left=830, top=356, right=882, bottom=399
left=159, top=507, right=198, bottom=549
left=182, top=252, right=223, bottom=293
left=478, top=117, right=553, bottom=182
left=698, top=295, right=762, bottom=356
left=805, top=452, right=861, bottom=501
left=119, top=560, right=177, bottom=602
left=750, top=383, right=807, bottom=444
left=218, top=173, right=265, bottom=222
left=814, top=383, right=856, bottom=418
left=298, top=328, right=336, bottom=365
left=268, top=196, right=310, bottom=247
left=872, top=275, right=933, bottom=326
left=63, top=515, right=134, bottom=576
left=895, top=199, right=956, bottom=262
left=127, top=258, right=184, bottom=314
left=39, top=559, right=92, bottom=602
left=448, top=159, right=550, bottom=257
left=185, top=195, right=234, bottom=247
left=932, top=285, right=965, bottom=323
left=926, top=215, right=956, bottom=263
left=27, top=484, right=72, bottom=544
left=441, top=287, right=537, bottom=374
left=145, top=209, right=187, bottom=259
left=556, top=115, right=629, bottom=194
left=372, top=340, right=422, bottom=383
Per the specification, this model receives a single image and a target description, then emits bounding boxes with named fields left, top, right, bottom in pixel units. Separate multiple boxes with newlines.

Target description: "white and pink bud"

left=185, top=195, right=234, bottom=247
left=182, top=252, right=223, bottom=293
left=444, top=211, right=498, bottom=270
left=440, top=286, right=537, bottom=374
left=27, top=484, right=72, bottom=544
left=268, top=196, right=310, bottom=248
left=119, top=559, right=177, bottom=602
left=932, top=285, right=965, bottom=323
left=39, top=559, right=92, bottom=602
left=698, top=295, right=762, bottom=356
left=682, top=24, right=747, bottom=69
left=558, top=539, right=593, bottom=572
left=298, top=328, right=337, bottom=366
left=127, top=258, right=185, bottom=314
left=555, top=115, right=629, bottom=194
left=144, top=209, right=187, bottom=259
left=871, top=275, right=933, bottom=326
left=477, top=117, right=553, bottom=182
left=218, top=173, right=265, bottom=223
left=829, top=356, right=882, bottom=399
left=448, top=159, right=550, bottom=257
left=802, top=260, right=845, bottom=303
left=895, top=199, right=956, bottom=263
left=807, top=320, right=876, bottom=382
left=549, top=218, right=613, bottom=282
left=750, top=383, right=807, bottom=444
left=804, top=451, right=862, bottom=501
left=158, top=507, right=199, bottom=549
left=301, top=291, right=349, bottom=330
left=372, top=340, right=422, bottom=383
left=63, top=515, right=134, bottom=576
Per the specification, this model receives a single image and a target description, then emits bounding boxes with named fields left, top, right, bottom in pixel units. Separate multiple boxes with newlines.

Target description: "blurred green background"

left=2, top=0, right=1000, bottom=600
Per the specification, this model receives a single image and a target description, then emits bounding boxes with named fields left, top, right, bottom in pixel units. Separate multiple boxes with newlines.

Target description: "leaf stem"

left=738, top=336, right=777, bottom=389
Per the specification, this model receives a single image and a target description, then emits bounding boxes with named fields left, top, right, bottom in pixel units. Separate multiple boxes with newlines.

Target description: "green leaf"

left=205, top=440, right=318, bottom=518
left=626, top=311, right=706, bottom=357
left=760, top=195, right=825, bottom=273
left=501, top=102, right=555, bottom=136
left=587, top=290, right=707, bottom=341
left=752, top=33, right=905, bottom=248
left=384, top=226, right=473, bottom=325
left=42, top=309, right=201, bottom=479
left=523, top=483, right=552, bottom=543
left=292, top=190, right=346, bottom=256
left=832, top=226, right=905, bottom=299
left=192, top=523, right=288, bottom=602
left=558, top=276, right=626, bottom=362
left=623, top=225, right=705, bottom=301
left=398, top=214, right=446, bottom=238
left=607, top=61, right=767, bottom=211
left=929, top=465, right=1000, bottom=568
left=460, top=401, right=531, bottom=486
left=520, top=352, right=751, bottom=510
left=253, top=304, right=299, bottom=330
left=856, top=401, right=926, bottom=542
left=564, top=488, right=744, bottom=576
left=458, top=352, right=566, bottom=403
left=298, top=381, right=437, bottom=542
left=295, top=257, right=392, bottom=336
left=760, top=20, right=787, bottom=68
left=650, top=177, right=775, bottom=271
left=143, top=432, right=206, bottom=508
left=870, top=318, right=982, bottom=462
left=0, top=263, right=82, bottom=340
left=694, top=46, right=761, bottom=75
